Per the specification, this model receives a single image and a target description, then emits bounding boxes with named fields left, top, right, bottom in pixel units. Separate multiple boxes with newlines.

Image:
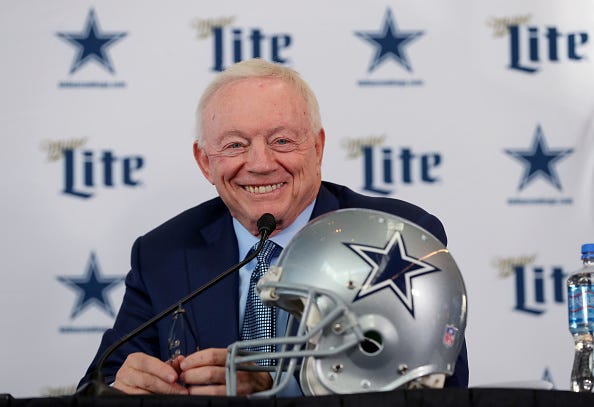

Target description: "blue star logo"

left=56, top=8, right=127, bottom=75
left=542, top=367, right=555, bottom=389
left=355, top=8, right=424, bottom=73
left=57, top=252, right=124, bottom=319
left=346, top=230, right=440, bottom=317
left=505, top=125, right=573, bottom=191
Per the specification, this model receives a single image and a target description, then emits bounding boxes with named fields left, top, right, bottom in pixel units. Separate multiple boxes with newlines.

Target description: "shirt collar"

left=233, top=200, right=316, bottom=260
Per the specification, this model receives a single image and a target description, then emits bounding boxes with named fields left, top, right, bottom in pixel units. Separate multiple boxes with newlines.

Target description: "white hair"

left=195, top=58, right=322, bottom=146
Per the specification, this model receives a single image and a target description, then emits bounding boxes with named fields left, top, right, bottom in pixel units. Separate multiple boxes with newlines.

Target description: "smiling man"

left=194, top=70, right=324, bottom=236
left=79, top=58, right=468, bottom=396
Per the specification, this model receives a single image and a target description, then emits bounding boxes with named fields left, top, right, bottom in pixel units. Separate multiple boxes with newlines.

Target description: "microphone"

left=76, top=213, right=277, bottom=396
left=257, top=212, right=276, bottom=239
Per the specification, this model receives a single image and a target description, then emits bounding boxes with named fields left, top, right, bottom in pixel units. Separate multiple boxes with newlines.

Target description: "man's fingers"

left=113, top=352, right=188, bottom=395
left=179, top=348, right=273, bottom=395
left=180, top=348, right=227, bottom=370
left=180, top=365, right=226, bottom=386
left=185, top=371, right=273, bottom=396
left=128, top=352, right=180, bottom=382
left=187, top=384, right=227, bottom=396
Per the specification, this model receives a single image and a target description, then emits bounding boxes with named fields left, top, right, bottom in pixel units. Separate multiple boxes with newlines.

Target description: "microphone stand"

left=76, top=214, right=276, bottom=397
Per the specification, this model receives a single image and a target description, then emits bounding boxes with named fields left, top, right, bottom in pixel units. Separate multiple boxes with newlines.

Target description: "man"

left=79, top=58, right=468, bottom=396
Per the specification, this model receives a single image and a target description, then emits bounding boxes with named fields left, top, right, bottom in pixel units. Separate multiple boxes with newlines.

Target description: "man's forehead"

left=215, top=76, right=293, bottom=97
left=204, top=80, right=307, bottom=124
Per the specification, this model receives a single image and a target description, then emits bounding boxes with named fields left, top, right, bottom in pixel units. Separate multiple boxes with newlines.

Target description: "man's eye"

left=274, top=137, right=297, bottom=146
left=216, top=142, right=246, bottom=157
left=270, top=137, right=299, bottom=152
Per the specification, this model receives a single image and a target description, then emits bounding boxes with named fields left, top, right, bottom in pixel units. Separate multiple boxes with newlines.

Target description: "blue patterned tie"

left=240, top=240, right=281, bottom=366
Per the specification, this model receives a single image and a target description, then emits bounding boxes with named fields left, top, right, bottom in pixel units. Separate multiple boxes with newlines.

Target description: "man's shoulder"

left=142, top=195, right=228, bottom=242
left=322, top=181, right=431, bottom=215
left=320, top=181, right=447, bottom=245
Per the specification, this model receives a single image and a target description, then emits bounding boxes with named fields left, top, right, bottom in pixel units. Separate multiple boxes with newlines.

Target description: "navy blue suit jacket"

left=79, top=181, right=469, bottom=389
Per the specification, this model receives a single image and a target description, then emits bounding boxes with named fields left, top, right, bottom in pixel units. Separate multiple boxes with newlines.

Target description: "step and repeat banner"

left=1, top=0, right=593, bottom=398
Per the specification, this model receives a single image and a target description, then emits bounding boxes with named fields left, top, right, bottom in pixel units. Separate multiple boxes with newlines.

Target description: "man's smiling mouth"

left=243, top=182, right=284, bottom=194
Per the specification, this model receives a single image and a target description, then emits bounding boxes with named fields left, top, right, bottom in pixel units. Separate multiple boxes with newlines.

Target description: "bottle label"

left=568, top=285, right=594, bottom=332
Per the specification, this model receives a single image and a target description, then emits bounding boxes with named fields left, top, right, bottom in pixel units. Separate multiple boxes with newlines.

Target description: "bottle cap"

left=581, top=243, right=594, bottom=259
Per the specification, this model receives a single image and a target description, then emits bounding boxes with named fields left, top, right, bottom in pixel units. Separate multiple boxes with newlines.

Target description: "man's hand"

left=180, top=348, right=273, bottom=396
left=113, top=352, right=189, bottom=395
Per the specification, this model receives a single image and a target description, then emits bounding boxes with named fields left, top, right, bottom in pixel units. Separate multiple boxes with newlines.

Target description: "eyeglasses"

left=167, top=304, right=199, bottom=362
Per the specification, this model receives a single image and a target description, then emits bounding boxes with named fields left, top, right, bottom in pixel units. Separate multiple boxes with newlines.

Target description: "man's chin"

left=253, top=210, right=285, bottom=232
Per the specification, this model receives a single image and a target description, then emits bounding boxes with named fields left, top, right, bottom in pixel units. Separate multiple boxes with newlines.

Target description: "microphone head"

left=257, top=213, right=277, bottom=236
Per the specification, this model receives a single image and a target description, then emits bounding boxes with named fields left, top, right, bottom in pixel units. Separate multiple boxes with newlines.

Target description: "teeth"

left=244, top=183, right=283, bottom=194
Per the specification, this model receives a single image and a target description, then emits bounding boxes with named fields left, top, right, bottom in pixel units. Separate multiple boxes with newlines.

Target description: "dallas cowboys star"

left=57, top=8, right=127, bottom=75
left=355, top=8, right=424, bottom=73
left=57, top=252, right=124, bottom=319
left=505, top=125, right=573, bottom=191
left=347, top=229, right=440, bottom=316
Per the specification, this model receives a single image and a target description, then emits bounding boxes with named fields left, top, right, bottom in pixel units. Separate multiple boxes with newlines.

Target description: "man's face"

left=194, top=77, right=325, bottom=236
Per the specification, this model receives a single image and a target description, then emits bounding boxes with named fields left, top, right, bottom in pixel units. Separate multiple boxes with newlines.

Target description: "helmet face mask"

left=226, top=208, right=467, bottom=396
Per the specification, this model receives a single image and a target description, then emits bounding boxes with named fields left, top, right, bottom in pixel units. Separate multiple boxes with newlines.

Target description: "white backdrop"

left=1, top=0, right=593, bottom=397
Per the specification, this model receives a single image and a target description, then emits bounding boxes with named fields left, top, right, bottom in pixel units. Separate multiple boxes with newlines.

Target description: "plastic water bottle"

left=568, top=243, right=594, bottom=392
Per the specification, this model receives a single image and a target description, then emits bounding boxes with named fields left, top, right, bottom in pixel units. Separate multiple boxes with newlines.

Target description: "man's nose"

left=245, top=140, right=275, bottom=171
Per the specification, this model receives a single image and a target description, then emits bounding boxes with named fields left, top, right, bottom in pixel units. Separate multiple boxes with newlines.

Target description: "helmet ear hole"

left=359, top=330, right=383, bottom=355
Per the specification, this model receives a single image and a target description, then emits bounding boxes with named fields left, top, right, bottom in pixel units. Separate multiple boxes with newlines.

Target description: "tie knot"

left=254, top=240, right=280, bottom=265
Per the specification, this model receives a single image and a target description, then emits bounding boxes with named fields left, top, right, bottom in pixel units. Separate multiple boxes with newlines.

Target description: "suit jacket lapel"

left=311, top=183, right=340, bottom=219
left=182, top=183, right=339, bottom=350
left=185, top=212, right=241, bottom=349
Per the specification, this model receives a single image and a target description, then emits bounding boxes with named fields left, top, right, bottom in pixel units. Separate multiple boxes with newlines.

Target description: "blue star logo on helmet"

left=355, top=8, right=424, bottom=73
left=346, top=230, right=440, bottom=317
left=56, top=8, right=127, bottom=75
left=504, top=125, right=573, bottom=191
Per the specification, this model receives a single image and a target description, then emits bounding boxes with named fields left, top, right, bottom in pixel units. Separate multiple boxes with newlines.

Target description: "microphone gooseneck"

left=76, top=214, right=277, bottom=397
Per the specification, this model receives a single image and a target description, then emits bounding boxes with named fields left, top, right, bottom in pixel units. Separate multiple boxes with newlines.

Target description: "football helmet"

left=226, top=208, right=467, bottom=396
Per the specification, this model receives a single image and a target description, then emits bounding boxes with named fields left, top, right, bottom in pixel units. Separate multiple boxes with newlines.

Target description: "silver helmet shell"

left=226, top=208, right=467, bottom=396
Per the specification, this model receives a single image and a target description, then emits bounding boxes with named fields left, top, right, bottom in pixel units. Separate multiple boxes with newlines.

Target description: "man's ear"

left=315, top=128, right=325, bottom=166
left=193, top=142, right=214, bottom=184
